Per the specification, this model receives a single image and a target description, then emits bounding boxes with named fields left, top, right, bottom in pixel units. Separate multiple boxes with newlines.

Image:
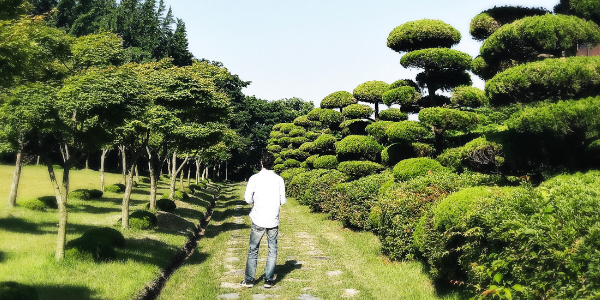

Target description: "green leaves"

left=400, top=48, right=472, bottom=71
left=387, top=19, right=461, bottom=53
left=320, top=91, right=355, bottom=110
left=353, top=81, right=389, bottom=105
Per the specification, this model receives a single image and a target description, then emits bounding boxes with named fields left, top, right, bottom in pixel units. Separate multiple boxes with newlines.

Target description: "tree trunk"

left=374, top=101, right=379, bottom=120
left=8, top=137, right=24, bottom=207
left=187, top=162, right=191, bottom=187
left=195, top=159, right=200, bottom=184
left=85, top=154, right=89, bottom=170
left=169, top=151, right=189, bottom=199
left=226, top=161, right=228, bottom=181
left=167, top=157, right=171, bottom=177
left=135, top=165, right=139, bottom=183
left=121, top=153, right=139, bottom=229
left=147, top=147, right=157, bottom=210
left=36, top=156, right=40, bottom=165
left=119, top=145, right=126, bottom=184
left=179, top=165, right=184, bottom=192
left=100, top=149, right=109, bottom=192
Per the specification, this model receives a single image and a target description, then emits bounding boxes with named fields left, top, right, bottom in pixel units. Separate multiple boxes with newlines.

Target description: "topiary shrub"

left=436, top=147, right=466, bottom=172
left=451, top=86, right=487, bottom=107
left=66, top=227, right=125, bottom=261
left=69, top=189, right=91, bottom=200
left=327, top=171, right=394, bottom=229
left=299, top=170, right=348, bottom=212
left=335, top=135, right=383, bottom=162
left=337, top=160, right=385, bottom=177
left=279, top=123, right=299, bottom=134
left=105, top=184, right=124, bottom=193
left=382, top=86, right=420, bottom=110
left=342, top=104, right=374, bottom=119
left=304, top=154, right=319, bottom=169
left=267, top=144, right=282, bottom=153
left=393, top=157, right=448, bottom=181
left=88, top=189, right=103, bottom=199
left=161, top=191, right=188, bottom=201
left=298, top=142, right=316, bottom=154
left=365, top=121, right=394, bottom=144
left=280, top=149, right=310, bottom=160
left=305, top=131, right=320, bottom=141
left=0, top=281, right=39, bottom=300
left=320, top=91, right=356, bottom=111
left=274, top=157, right=284, bottom=165
left=153, top=199, right=176, bottom=212
left=80, top=227, right=125, bottom=248
left=288, top=169, right=328, bottom=199
left=339, top=119, right=370, bottom=136
left=381, top=142, right=435, bottom=167
left=273, top=164, right=285, bottom=173
left=312, top=155, right=338, bottom=169
left=289, top=128, right=307, bottom=137
left=461, top=137, right=504, bottom=173
left=386, top=121, right=430, bottom=143
left=469, top=6, right=549, bottom=41
left=280, top=167, right=307, bottom=185
left=19, top=195, right=58, bottom=211
left=119, top=210, right=157, bottom=230
left=387, top=19, right=461, bottom=52
left=140, top=177, right=151, bottom=183
left=586, top=139, right=600, bottom=167
left=284, top=159, right=301, bottom=168
left=313, top=134, right=337, bottom=151
left=290, top=136, right=308, bottom=146
left=379, top=108, right=409, bottom=122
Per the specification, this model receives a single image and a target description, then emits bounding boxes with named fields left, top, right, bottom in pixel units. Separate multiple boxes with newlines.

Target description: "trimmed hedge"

left=365, top=121, right=394, bottom=144
left=69, top=189, right=102, bottom=200
left=339, top=119, right=369, bottom=136
left=65, top=227, right=125, bottom=261
left=288, top=169, right=328, bottom=199
left=337, top=160, right=384, bottom=177
left=393, top=157, right=448, bottom=181
left=387, top=19, right=461, bottom=52
left=382, top=142, right=435, bottom=166
left=0, top=282, right=39, bottom=300
left=342, top=104, right=373, bottom=119
left=451, top=85, right=487, bottom=108
left=313, top=134, right=337, bottom=150
left=335, top=135, right=383, bottom=162
left=105, top=184, right=125, bottom=193
left=305, top=131, right=320, bottom=141
left=312, top=155, right=338, bottom=169
left=298, top=142, right=316, bottom=153
left=305, top=154, right=319, bottom=169
left=280, top=149, right=310, bottom=160
left=320, top=91, right=356, bottom=110
left=386, top=121, right=430, bottom=143
left=400, top=48, right=472, bottom=71
left=279, top=123, right=299, bottom=134
left=298, top=170, right=348, bottom=212
left=378, top=108, right=409, bottom=122
left=289, top=127, right=307, bottom=137
left=280, top=167, right=307, bottom=185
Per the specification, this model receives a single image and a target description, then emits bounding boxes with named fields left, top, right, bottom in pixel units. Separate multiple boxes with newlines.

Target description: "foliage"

left=337, top=160, right=384, bottom=177
left=65, top=227, right=125, bottom=261
left=267, top=144, right=282, bottom=153
left=105, top=184, right=124, bottom=193
left=451, top=86, right=487, bottom=108
left=80, top=227, right=125, bottom=248
left=436, top=147, right=466, bottom=172
left=288, top=169, right=328, bottom=199
left=320, top=91, right=356, bottom=111
left=339, top=119, right=370, bottom=136
left=387, top=19, right=461, bottom=52
left=365, top=121, right=394, bottom=144
left=283, top=159, right=301, bottom=168
left=298, top=169, right=348, bottom=212
left=415, top=171, right=600, bottom=299
left=161, top=191, right=188, bottom=201
left=555, top=0, right=600, bottom=25
left=69, top=189, right=91, bottom=200
left=382, top=86, right=421, bottom=111
left=419, top=107, right=480, bottom=132
left=461, top=137, right=504, bottom=173
left=313, top=134, right=337, bottom=150
left=342, top=104, right=373, bottom=119
left=305, top=131, right=320, bottom=141
left=327, top=171, right=393, bottom=229
left=393, top=157, right=448, bottom=181
left=119, top=210, right=157, bottom=230
left=335, top=135, right=383, bottom=162
left=479, top=14, right=600, bottom=79
left=313, top=155, right=338, bottom=169
left=382, top=142, right=434, bottom=166
left=0, top=281, right=39, bottom=300
left=293, top=115, right=319, bottom=128
left=400, top=48, right=472, bottom=71
left=280, top=149, right=310, bottom=160
left=386, top=121, right=430, bottom=143
left=280, top=167, right=306, bottom=185
left=469, top=6, right=550, bottom=41
left=153, top=199, right=176, bottom=212
left=586, top=139, right=600, bottom=166
left=298, top=142, right=316, bottom=153
left=19, top=198, right=51, bottom=211
left=353, top=80, right=389, bottom=105
left=378, top=108, right=408, bottom=122
left=279, top=123, right=299, bottom=134
left=486, top=56, right=600, bottom=106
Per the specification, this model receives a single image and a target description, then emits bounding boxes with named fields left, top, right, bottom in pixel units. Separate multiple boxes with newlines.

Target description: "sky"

left=163, top=0, right=558, bottom=107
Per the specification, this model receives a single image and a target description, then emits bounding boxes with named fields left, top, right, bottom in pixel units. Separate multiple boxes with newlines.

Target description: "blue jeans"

left=245, top=223, right=278, bottom=282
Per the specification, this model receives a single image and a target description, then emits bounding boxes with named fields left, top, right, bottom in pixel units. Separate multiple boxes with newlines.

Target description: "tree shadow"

left=132, top=188, right=150, bottom=195
left=274, top=260, right=302, bottom=283
left=105, top=197, right=145, bottom=206
left=0, top=216, right=41, bottom=234
left=173, top=207, right=205, bottom=221
left=67, top=204, right=121, bottom=215
left=118, top=236, right=179, bottom=267
left=35, top=283, right=102, bottom=300
left=204, top=221, right=249, bottom=239
left=0, top=250, right=5, bottom=263
left=154, top=213, right=197, bottom=236
left=181, top=249, right=210, bottom=266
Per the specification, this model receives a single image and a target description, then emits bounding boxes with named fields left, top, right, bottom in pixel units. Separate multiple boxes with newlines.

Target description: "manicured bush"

left=415, top=171, right=600, bottom=298
left=161, top=191, right=188, bottom=201
left=365, top=121, right=394, bottom=144
left=105, top=184, right=124, bottom=193
left=20, top=195, right=58, bottom=211
left=317, top=108, right=343, bottom=124
left=270, top=131, right=285, bottom=139
left=305, top=131, right=320, bottom=141
left=298, top=142, right=316, bottom=153
left=289, top=127, right=306, bottom=137
left=88, top=189, right=103, bottom=198
left=280, top=167, right=307, bottom=185
left=386, top=121, right=430, bottom=143
left=393, top=157, right=448, bottom=181
left=0, top=281, right=39, bottom=300
left=294, top=115, right=319, bottom=128
left=305, top=155, right=319, bottom=169
left=353, top=81, right=389, bottom=106
left=273, top=164, right=285, bottom=173
left=436, top=147, right=466, bottom=172
left=313, top=134, right=337, bottom=150
left=339, top=119, right=369, bottom=136
left=66, top=227, right=125, bottom=261
left=288, top=169, right=328, bottom=199
left=306, top=108, right=323, bottom=121
left=119, top=210, right=157, bottom=230
left=313, top=155, right=338, bottom=169
left=69, top=189, right=91, bottom=200
left=153, top=199, right=176, bottom=212
left=277, top=137, right=291, bottom=147
left=290, top=136, right=308, bottom=147
left=382, top=86, right=420, bottom=108
left=298, top=170, right=348, bottom=212
left=280, top=149, right=310, bottom=160
left=283, top=159, right=301, bottom=168
left=586, top=139, right=600, bottom=166
left=321, top=91, right=356, bottom=111
left=267, top=144, right=282, bottom=153
left=140, top=177, right=151, bottom=183
left=469, top=6, right=549, bottom=41
left=80, top=227, right=125, bottom=248
left=342, top=104, right=373, bottom=119
left=382, top=143, right=435, bottom=166
left=272, top=123, right=284, bottom=131
left=387, top=19, right=461, bottom=52
left=461, top=137, right=504, bottom=173
left=400, top=48, right=472, bottom=71
left=337, top=160, right=384, bottom=177
left=487, top=57, right=600, bottom=106
left=378, top=108, right=408, bottom=122
left=451, top=86, right=487, bottom=107
left=327, top=171, right=394, bottom=229
left=335, top=135, right=383, bottom=162
left=274, top=157, right=284, bottom=165
left=279, top=123, right=299, bottom=134
left=418, top=107, right=480, bottom=132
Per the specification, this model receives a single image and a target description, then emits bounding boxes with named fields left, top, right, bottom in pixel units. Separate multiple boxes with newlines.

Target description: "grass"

left=159, top=181, right=465, bottom=300
left=0, top=164, right=214, bottom=300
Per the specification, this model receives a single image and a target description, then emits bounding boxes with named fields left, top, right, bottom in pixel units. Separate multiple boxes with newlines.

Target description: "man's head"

left=261, top=151, right=275, bottom=170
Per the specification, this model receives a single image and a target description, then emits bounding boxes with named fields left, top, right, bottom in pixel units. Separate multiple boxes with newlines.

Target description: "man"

left=240, top=152, right=287, bottom=288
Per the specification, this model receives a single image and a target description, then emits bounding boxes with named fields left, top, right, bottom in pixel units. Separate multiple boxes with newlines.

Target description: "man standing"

left=240, top=152, right=287, bottom=288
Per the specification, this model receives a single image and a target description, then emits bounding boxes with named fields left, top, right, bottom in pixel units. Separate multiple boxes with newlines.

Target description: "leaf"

left=493, top=273, right=503, bottom=283
left=543, top=206, right=555, bottom=213
left=512, top=284, right=524, bottom=292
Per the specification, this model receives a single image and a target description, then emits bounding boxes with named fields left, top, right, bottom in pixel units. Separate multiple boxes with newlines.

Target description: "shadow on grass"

left=118, top=236, right=179, bottom=267
left=182, top=249, right=210, bottom=266
left=0, top=250, right=5, bottom=263
left=132, top=188, right=150, bottom=195
left=105, top=197, right=146, bottom=206
left=0, top=216, right=40, bottom=234
left=67, top=204, right=121, bottom=215
left=173, top=207, right=205, bottom=221
left=273, top=260, right=302, bottom=284
left=35, top=283, right=101, bottom=300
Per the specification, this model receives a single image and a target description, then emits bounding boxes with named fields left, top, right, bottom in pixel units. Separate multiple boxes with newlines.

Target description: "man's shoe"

left=264, top=280, right=275, bottom=288
left=240, top=280, right=254, bottom=288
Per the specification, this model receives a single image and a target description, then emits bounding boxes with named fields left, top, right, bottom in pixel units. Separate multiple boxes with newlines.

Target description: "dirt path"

left=157, top=182, right=463, bottom=300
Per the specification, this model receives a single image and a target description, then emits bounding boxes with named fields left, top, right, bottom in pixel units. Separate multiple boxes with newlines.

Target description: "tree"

left=469, top=6, right=549, bottom=41
left=320, top=91, right=356, bottom=112
left=419, top=107, right=481, bottom=154
left=555, top=0, right=600, bottom=25
left=353, top=81, right=389, bottom=120
left=169, top=18, right=193, bottom=66
left=387, top=19, right=472, bottom=107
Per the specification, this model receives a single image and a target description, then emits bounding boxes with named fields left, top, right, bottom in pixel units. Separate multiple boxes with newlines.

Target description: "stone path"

left=215, top=204, right=360, bottom=300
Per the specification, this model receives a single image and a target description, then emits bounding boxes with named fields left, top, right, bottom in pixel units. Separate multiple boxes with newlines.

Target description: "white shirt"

left=245, top=169, right=287, bottom=228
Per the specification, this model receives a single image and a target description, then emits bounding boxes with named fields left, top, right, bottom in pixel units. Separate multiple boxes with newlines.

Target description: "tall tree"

left=169, top=18, right=193, bottom=66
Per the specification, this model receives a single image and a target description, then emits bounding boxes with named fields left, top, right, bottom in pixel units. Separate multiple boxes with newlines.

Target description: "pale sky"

left=164, top=0, right=557, bottom=107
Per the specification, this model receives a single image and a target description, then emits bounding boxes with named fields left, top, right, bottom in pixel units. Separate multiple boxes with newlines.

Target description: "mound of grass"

left=19, top=196, right=57, bottom=211
left=65, top=227, right=125, bottom=262
left=117, top=211, right=157, bottom=230
left=104, top=184, right=125, bottom=193
left=148, top=199, right=176, bottom=212
left=161, top=191, right=188, bottom=201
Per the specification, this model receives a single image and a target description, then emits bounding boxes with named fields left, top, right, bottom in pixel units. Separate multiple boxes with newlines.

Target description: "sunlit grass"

left=0, top=164, right=212, bottom=300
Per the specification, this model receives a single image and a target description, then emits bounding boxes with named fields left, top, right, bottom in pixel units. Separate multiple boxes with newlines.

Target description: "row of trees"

left=266, top=0, right=600, bottom=298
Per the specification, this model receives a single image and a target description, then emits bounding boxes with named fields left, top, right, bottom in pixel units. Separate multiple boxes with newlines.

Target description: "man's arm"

left=279, top=177, right=287, bottom=205
left=244, top=176, right=255, bottom=204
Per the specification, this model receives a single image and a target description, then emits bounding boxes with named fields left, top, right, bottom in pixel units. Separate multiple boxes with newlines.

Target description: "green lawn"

left=0, top=164, right=213, bottom=300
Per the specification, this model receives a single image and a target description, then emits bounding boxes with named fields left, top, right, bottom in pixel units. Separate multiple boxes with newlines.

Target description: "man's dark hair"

left=261, top=152, right=276, bottom=169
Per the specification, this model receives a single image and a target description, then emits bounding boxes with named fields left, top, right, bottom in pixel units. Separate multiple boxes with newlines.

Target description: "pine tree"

left=169, top=18, right=193, bottom=66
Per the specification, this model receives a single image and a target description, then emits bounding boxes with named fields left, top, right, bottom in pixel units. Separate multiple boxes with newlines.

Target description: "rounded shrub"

left=382, top=86, right=420, bottom=108
left=289, top=128, right=306, bottom=137
left=280, top=149, right=310, bottom=160
left=280, top=167, right=307, bottom=185
left=393, top=157, right=448, bottom=181
left=274, top=157, right=284, bottom=165
left=313, top=155, right=338, bottom=169
left=88, top=189, right=103, bottom=199
left=451, top=86, right=487, bottom=108
left=365, top=121, right=394, bottom=144
left=306, top=108, right=323, bottom=121
left=273, top=164, right=285, bottom=173
left=162, top=191, right=188, bottom=201
left=105, top=184, right=124, bottom=193
left=290, top=136, right=308, bottom=146
left=353, top=81, right=389, bottom=105
left=386, top=121, right=430, bottom=143
left=153, top=199, right=176, bottom=212
left=339, top=119, right=370, bottom=136
left=436, top=147, right=466, bottom=172
left=279, top=123, right=299, bottom=134
left=140, top=177, right=151, bottom=184
left=381, top=142, right=435, bottom=166
left=336, top=135, right=383, bottom=162
left=293, top=115, right=317, bottom=128
left=0, top=281, right=39, bottom=300
left=80, top=227, right=125, bottom=248
left=270, top=131, right=285, bottom=139
left=288, top=169, right=328, bottom=199
left=461, top=137, right=504, bottom=172
left=299, top=142, right=316, bottom=153
left=268, top=144, right=282, bottom=153
left=284, top=159, right=301, bottom=168
left=305, top=154, right=319, bottom=169
left=378, top=108, right=409, bottom=122
left=19, top=197, right=55, bottom=212
left=299, top=170, right=348, bottom=212
left=400, top=48, right=472, bottom=71
left=469, top=6, right=549, bottom=41
left=321, top=91, right=356, bottom=110
left=69, top=189, right=91, bottom=200
left=387, top=19, right=461, bottom=52
left=272, top=123, right=284, bottom=131
left=125, top=210, right=157, bottom=230
left=277, top=137, right=291, bottom=147
left=342, top=104, right=373, bottom=119
left=313, top=134, right=337, bottom=150
left=337, top=160, right=384, bottom=177
left=305, top=131, right=320, bottom=141
left=317, top=109, right=343, bottom=124
left=66, top=227, right=125, bottom=261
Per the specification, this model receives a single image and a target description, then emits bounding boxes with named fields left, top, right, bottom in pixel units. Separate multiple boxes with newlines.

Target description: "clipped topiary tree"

left=555, top=0, right=600, bottom=26
left=393, top=157, right=449, bottom=181
left=365, top=121, right=395, bottom=145
left=469, top=6, right=550, bottom=41
left=339, top=119, right=370, bottom=136
left=451, top=86, right=488, bottom=108
left=337, top=160, right=385, bottom=177
left=353, top=80, right=389, bottom=120
left=320, top=91, right=356, bottom=112
left=419, top=107, right=481, bottom=153
left=342, top=104, right=374, bottom=119
left=378, top=108, right=408, bottom=122
left=312, top=155, right=339, bottom=169
left=387, top=19, right=472, bottom=107
left=335, top=135, right=383, bottom=162
left=153, top=199, right=176, bottom=212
